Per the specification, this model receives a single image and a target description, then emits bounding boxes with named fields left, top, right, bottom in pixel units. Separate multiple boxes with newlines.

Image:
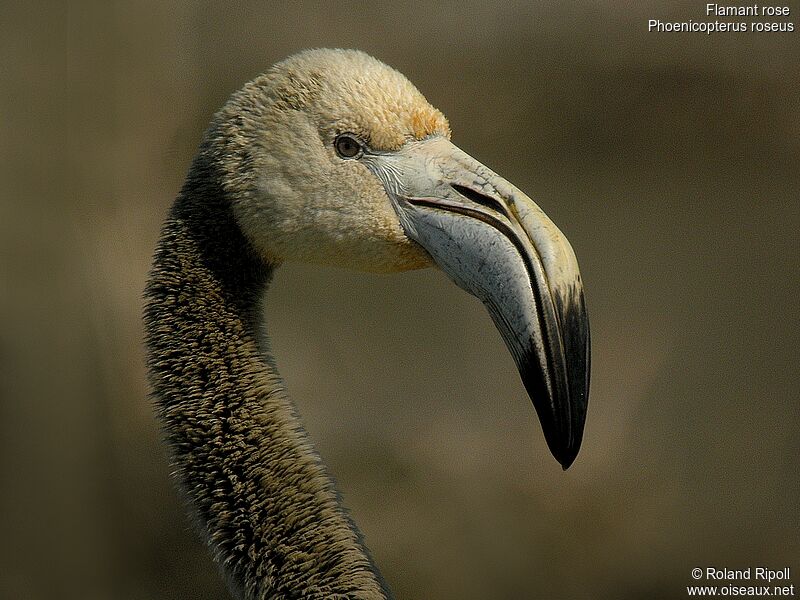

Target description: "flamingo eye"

left=334, top=134, right=363, bottom=159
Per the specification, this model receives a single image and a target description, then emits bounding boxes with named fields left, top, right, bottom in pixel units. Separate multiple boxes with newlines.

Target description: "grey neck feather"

left=144, top=151, right=391, bottom=600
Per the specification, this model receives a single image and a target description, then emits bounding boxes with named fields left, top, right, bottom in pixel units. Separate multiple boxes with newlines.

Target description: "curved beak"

left=365, top=137, right=590, bottom=469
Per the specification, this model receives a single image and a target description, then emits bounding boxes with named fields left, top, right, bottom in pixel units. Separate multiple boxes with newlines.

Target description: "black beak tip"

left=521, top=291, right=590, bottom=471
left=521, top=363, right=588, bottom=471
left=541, top=420, right=583, bottom=470
left=555, top=441, right=580, bottom=470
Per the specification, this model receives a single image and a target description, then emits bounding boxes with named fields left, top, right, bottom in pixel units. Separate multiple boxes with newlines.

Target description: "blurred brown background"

left=1, top=2, right=798, bottom=599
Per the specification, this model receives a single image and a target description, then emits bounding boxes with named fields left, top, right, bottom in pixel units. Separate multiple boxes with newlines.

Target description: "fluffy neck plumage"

left=144, top=151, right=390, bottom=600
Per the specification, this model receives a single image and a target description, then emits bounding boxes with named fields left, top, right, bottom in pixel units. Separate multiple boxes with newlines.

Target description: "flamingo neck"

left=144, top=154, right=390, bottom=600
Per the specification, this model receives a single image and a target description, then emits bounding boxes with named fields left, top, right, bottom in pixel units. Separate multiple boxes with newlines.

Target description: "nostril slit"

left=450, top=184, right=508, bottom=217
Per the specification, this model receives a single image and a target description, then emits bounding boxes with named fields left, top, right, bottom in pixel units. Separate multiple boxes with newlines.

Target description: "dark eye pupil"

left=335, top=135, right=361, bottom=158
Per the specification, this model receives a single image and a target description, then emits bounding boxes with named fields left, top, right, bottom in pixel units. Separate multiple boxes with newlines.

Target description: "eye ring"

left=334, top=133, right=364, bottom=159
